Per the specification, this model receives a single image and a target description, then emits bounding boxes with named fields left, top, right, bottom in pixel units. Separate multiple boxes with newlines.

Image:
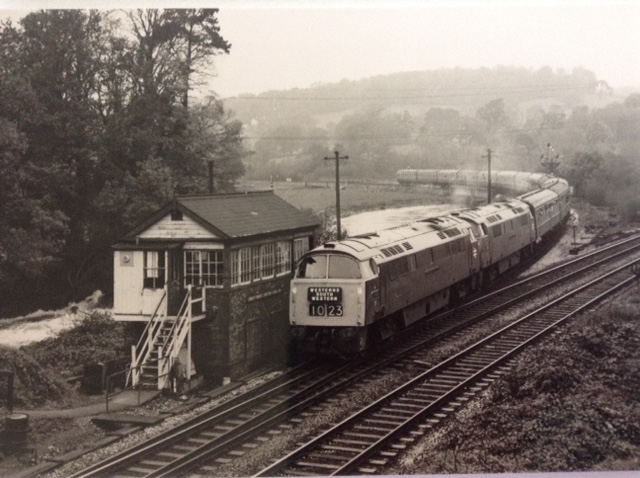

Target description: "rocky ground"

left=0, top=198, right=638, bottom=477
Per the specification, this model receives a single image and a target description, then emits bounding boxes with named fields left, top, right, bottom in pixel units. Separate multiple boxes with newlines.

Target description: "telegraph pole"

left=483, top=148, right=492, bottom=204
left=324, top=150, right=349, bottom=240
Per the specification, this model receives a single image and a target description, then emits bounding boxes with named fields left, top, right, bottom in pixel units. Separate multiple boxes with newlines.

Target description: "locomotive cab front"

left=290, top=249, right=377, bottom=354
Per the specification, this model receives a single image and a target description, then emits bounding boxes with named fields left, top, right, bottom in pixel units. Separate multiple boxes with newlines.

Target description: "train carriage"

left=457, top=169, right=481, bottom=189
left=396, top=169, right=561, bottom=196
left=416, top=169, right=438, bottom=184
left=435, top=170, right=459, bottom=185
left=544, top=178, right=571, bottom=218
left=396, top=169, right=417, bottom=185
left=519, top=188, right=563, bottom=241
left=494, top=171, right=518, bottom=191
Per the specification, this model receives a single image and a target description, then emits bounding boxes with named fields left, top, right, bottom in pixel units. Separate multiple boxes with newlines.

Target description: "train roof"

left=449, top=199, right=530, bottom=223
left=542, top=177, right=570, bottom=194
left=518, top=188, right=559, bottom=207
left=311, top=215, right=469, bottom=264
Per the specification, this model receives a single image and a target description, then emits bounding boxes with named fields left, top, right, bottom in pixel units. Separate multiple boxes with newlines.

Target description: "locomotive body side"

left=452, top=199, right=536, bottom=276
left=289, top=218, right=476, bottom=354
left=377, top=218, right=472, bottom=328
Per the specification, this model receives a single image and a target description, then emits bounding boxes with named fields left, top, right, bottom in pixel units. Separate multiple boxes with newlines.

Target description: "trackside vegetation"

left=392, top=287, right=640, bottom=474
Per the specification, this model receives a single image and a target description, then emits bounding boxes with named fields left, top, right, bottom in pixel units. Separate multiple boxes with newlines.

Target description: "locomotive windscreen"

left=296, top=254, right=362, bottom=279
left=296, top=255, right=327, bottom=278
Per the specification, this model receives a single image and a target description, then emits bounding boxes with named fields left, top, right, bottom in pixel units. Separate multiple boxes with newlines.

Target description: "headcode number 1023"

left=309, top=304, right=344, bottom=317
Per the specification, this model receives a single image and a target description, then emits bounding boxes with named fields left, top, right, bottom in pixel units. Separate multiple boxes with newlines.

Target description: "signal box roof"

left=123, top=190, right=319, bottom=241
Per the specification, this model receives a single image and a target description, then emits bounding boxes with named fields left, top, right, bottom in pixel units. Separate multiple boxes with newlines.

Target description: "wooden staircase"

left=129, top=286, right=205, bottom=390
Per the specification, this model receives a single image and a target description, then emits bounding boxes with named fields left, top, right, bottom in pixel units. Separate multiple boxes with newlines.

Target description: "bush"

left=23, top=311, right=127, bottom=378
left=0, top=347, right=71, bottom=408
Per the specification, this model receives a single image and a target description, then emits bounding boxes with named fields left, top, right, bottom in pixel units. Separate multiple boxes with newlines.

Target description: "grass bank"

left=240, top=180, right=452, bottom=216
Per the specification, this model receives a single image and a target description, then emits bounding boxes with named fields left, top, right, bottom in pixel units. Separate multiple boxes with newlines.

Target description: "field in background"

left=238, top=180, right=458, bottom=216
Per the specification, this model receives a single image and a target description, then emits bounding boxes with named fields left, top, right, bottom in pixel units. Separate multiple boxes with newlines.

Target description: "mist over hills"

left=225, top=66, right=616, bottom=128
left=222, top=66, right=639, bottom=186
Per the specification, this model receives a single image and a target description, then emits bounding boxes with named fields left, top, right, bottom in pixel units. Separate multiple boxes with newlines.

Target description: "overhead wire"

left=226, top=83, right=598, bottom=101
left=242, top=115, right=640, bottom=141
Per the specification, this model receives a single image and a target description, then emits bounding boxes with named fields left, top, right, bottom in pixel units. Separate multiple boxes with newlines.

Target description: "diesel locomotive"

left=289, top=173, right=570, bottom=355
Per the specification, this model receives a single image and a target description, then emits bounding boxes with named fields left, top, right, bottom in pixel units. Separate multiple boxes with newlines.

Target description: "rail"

left=256, top=259, right=640, bottom=477
left=104, top=359, right=200, bottom=413
left=57, top=234, right=640, bottom=478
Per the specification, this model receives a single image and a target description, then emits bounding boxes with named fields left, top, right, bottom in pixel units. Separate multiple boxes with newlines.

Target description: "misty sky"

left=1, top=1, right=639, bottom=98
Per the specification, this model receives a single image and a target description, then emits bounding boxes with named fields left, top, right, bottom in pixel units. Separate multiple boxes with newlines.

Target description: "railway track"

left=61, top=233, right=640, bottom=478
left=256, top=259, right=640, bottom=477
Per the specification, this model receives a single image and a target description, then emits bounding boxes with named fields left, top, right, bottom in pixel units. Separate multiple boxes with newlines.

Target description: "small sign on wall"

left=120, top=251, right=134, bottom=267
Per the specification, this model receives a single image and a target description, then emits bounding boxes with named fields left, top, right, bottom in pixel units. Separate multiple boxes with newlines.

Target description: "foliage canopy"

left=0, top=9, right=245, bottom=316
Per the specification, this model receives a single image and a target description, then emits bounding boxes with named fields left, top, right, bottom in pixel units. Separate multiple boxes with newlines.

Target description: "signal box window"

left=144, top=251, right=166, bottom=289
left=185, top=250, right=223, bottom=287
left=293, top=238, right=309, bottom=262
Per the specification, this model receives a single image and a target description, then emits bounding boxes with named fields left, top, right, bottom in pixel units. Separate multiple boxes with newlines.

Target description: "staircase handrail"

left=158, top=285, right=199, bottom=388
left=127, top=287, right=168, bottom=387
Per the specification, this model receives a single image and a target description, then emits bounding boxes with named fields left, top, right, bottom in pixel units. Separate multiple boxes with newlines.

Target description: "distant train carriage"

left=396, top=169, right=417, bottom=185
left=494, top=171, right=517, bottom=191
left=416, top=169, right=438, bottom=184
left=457, top=170, right=480, bottom=189
left=397, top=169, right=560, bottom=197
left=436, top=170, right=459, bottom=185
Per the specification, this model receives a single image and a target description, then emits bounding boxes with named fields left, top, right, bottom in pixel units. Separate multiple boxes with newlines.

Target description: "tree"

left=14, top=10, right=110, bottom=301
left=561, top=151, right=603, bottom=197
left=476, top=98, right=509, bottom=134
left=126, top=9, right=230, bottom=108
left=176, top=97, right=245, bottom=193
left=0, top=10, right=242, bottom=315
left=163, top=9, right=231, bottom=108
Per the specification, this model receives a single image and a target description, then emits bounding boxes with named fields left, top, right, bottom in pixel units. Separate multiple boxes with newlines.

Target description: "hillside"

left=224, top=66, right=621, bottom=130
left=222, top=66, right=640, bottom=204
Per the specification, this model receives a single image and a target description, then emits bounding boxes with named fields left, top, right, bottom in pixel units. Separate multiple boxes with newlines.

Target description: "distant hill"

left=223, top=66, right=623, bottom=129
left=224, top=66, right=640, bottom=189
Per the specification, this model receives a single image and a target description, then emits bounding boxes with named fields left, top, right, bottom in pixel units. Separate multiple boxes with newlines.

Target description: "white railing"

left=128, top=287, right=168, bottom=387
left=156, top=285, right=205, bottom=389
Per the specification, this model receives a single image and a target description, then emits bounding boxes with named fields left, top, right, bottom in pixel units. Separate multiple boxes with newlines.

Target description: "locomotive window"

left=296, top=255, right=327, bottom=278
left=328, top=256, right=362, bottom=279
